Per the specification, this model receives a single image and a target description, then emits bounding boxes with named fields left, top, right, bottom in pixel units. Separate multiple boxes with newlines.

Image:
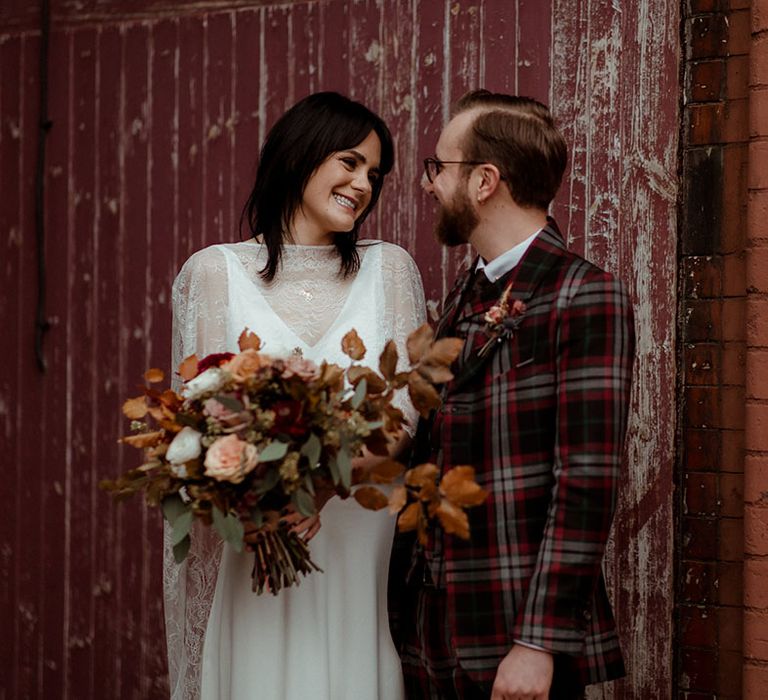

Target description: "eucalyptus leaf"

left=171, top=510, right=194, bottom=546
left=351, top=378, right=367, bottom=409
left=337, top=444, right=353, bottom=490
left=304, top=473, right=316, bottom=496
left=161, top=494, right=189, bottom=524
left=300, top=433, right=322, bottom=470
left=259, top=440, right=289, bottom=462
left=291, top=488, right=317, bottom=517
left=213, top=394, right=244, bottom=412
left=366, top=421, right=384, bottom=431
left=249, top=507, right=264, bottom=529
left=212, top=506, right=245, bottom=553
left=328, top=455, right=341, bottom=486
left=172, top=534, right=191, bottom=564
left=256, top=468, right=281, bottom=495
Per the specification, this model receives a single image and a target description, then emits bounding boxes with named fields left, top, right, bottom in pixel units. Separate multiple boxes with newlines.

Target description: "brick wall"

left=678, top=0, right=768, bottom=696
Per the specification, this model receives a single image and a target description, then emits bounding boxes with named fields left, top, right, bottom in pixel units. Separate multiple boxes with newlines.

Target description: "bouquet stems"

left=250, top=527, right=323, bottom=595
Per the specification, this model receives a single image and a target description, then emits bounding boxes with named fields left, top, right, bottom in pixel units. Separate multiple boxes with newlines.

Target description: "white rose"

left=166, top=426, right=202, bottom=465
left=183, top=367, right=226, bottom=400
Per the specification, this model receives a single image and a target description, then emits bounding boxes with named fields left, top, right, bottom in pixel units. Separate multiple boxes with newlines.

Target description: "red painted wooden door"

left=1, top=1, right=678, bottom=697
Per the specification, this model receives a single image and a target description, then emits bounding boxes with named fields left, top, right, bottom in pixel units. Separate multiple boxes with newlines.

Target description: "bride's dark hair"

left=240, top=91, right=395, bottom=282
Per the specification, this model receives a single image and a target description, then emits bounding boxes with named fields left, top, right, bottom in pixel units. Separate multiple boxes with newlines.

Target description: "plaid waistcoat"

left=389, top=220, right=635, bottom=686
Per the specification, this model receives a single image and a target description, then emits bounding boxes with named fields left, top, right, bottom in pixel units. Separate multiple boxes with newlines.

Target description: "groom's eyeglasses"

left=423, top=156, right=487, bottom=184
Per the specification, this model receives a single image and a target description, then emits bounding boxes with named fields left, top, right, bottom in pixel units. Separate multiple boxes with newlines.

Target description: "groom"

left=388, top=90, right=635, bottom=699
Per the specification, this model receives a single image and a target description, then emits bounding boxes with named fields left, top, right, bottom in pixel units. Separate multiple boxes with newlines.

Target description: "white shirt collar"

left=476, top=229, right=541, bottom=282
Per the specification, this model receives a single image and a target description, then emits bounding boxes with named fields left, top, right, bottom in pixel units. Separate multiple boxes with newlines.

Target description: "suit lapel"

left=449, top=219, right=567, bottom=392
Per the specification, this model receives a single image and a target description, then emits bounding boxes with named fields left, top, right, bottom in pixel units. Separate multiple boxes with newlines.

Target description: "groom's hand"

left=491, top=644, right=553, bottom=700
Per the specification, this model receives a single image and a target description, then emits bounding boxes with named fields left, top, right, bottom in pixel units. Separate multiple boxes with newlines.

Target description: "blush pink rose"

left=281, top=356, right=320, bottom=381
left=204, top=434, right=259, bottom=483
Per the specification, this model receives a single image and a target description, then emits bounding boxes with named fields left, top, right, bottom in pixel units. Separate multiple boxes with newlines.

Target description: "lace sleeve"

left=380, top=243, right=427, bottom=436
left=165, top=247, right=228, bottom=700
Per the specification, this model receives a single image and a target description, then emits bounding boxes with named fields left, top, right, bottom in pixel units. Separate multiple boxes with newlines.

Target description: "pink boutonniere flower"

left=479, top=283, right=527, bottom=358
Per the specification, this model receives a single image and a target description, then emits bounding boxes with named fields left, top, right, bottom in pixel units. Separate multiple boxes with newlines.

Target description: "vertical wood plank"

left=0, top=32, right=23, bottom=700
left=40, top=25, right=70, bottom=700
left=317, top=0, right=351, bottom=95
left=92, top=23, right=124, bottom=700
left=67, top=26, right=98, bottom=699
left=118, top=21, right=150, bottom=700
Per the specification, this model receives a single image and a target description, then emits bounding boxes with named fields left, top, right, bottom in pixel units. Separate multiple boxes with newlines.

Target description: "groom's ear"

left=474, top=163, right=503, bottom=204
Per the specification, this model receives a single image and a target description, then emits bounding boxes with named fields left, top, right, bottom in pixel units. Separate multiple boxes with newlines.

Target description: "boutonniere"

left=478, top=283, right=527, bottom=358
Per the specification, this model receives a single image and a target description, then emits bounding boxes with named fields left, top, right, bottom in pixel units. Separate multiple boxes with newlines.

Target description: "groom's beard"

left=434, top=186, right=479, bottom=247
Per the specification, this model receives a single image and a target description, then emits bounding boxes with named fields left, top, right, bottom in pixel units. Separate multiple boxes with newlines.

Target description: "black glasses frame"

left=423, top=156, right=487, bottom=183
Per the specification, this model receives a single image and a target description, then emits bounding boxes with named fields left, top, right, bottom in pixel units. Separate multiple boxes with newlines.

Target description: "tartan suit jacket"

left=389, top=219, right=635, bottom=686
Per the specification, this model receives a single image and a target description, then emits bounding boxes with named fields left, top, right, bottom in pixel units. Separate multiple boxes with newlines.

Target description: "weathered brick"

left=682, top=147, right=723, bottom=255
left=686, top=472, right=720, bottom=515
left=685, top=428, right=722, bottom=471
left=682, top=560, right=719, bottom=603
left=726, top=54, right=748, bottom=100
left=686, top=386, right=720, bottom=428
left=747, top=299, right=768, bottom=347
left=680, top=605, right=719, bottom=647
left=686, top=300, right=723, bottom=342
left=747, top=247, right=768, bottom=294
left=718, top=605, right=743, bottom=651
left=751, top=35, right=768, bottom=90
left=749, top=141, right=768, bottom=190
left=722, top=252, right=745, bottom=297
left=691, top=59, right=726, bottom=102
left=748, top=190, right=768, bottom=239
left=722, top=298, right=745, bottom=341
left=744, top=558, right=768, bottom=608
left=717, top=649, right=744, bottom=694
left=685, top=516, right=720, bottom=560
left=688, top=15, right=729, bottom=60
left=720, top=471, right=744, bottom=516
left=744, top=609, right=768, bottom=659
left=750, top=88, right=768, bottom=140
left=721, top=429, right=745, bottom=472
left=720, top=386, right=746, bottom=429
left=685, top=343, right=721, bottom=386
left=723, top=97, right=748, bottom=142
left=718, top=560, right=744, bottom=605
left=754, top=0, right=768, bottom=33
left=722, top=342, right=746, bottom=385
left=747, top=350, right=768, bottom=399
left=744, top=661, right=768, bottom=696
left=744, top=503, right=768, bottom=555
left=745, top=454, right=768, bottom=504
left=719, top=516, right=744, bottom=561
left=689, top=103, right=724, bottom=144
left=726, top=10, right=750, bottom=54
left=683, top=255, right=723, bottom=298
left=681, top=648, right=719, bottom=690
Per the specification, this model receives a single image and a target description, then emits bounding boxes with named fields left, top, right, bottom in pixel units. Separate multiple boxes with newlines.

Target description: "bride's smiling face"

left=291, top=130, right=382, bottom=244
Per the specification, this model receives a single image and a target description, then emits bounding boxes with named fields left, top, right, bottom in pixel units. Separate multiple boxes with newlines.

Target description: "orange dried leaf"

left=406, top=324, right=433, bottom=364
left=120, top=430, right=165, bottom=449
left=179, top=354, right=199, bottom=381
left=417, top=361, right=454, bottom=385
left=407, top=371, right=442, bottom=417
left=378, top=340, right=399, bottom=380
left=159, top=389, right=182, bottom=409
left=144, top=368, right=165, bottom=384
left=353, top=486, right=390, bottom=511
left=341, top=329, right=366, bottom=361
left=238, top=328, right=262, bottom=351
left=440, top=466, right=488, bottom=507
left=123, top=396, right=148, bottom=420
left=318, top=362, right=345, bottom=390
left=388, top=485, right=408, bottom=514
left=369, top=459, right=405, bottom=484
left=397, top=501, right=421, bottom=533
left=405, top=463, right=439, bottom=501
left=424, top=337, right=464, bottom=366
left=347, top=365, right=387, bottom=393
left=435, top=500, right=470, bottom=539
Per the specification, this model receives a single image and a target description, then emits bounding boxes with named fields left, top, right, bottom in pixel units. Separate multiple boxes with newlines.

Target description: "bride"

left=164, top=92, right=426, bottom=699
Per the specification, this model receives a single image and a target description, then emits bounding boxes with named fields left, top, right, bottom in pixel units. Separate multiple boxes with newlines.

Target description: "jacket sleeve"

left=512, top=266, right=635, bottom=654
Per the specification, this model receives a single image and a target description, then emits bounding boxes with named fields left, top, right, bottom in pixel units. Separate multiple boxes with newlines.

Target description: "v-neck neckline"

left=221, top=243, right=375, bottom=352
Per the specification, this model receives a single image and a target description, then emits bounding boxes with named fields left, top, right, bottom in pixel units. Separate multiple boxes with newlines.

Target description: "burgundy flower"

left=197, top=352, right=235, bottom=376
left=271, top=400, right=307, bottom=437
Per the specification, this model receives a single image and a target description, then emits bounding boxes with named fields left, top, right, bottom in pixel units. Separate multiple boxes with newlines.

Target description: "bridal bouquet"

left=102, top=325, right=488, bottom=594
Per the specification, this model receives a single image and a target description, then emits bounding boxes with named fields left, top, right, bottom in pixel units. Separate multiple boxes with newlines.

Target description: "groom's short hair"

left=453, top=90, right=568, bottom=211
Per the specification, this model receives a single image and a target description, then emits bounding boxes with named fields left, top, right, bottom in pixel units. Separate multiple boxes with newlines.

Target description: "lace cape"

left=163, top=240, right=426, bottom=699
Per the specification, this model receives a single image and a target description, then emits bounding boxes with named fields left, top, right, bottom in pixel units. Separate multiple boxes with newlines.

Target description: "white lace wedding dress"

left=164, top=239, right=426, bottom=700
